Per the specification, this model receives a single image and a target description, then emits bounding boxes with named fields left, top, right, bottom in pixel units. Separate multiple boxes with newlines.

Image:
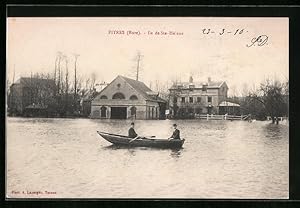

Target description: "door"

left=208, top=107, right=212, bottom=114
left=100, top=106, right=107, bottom=118
left=110, top=107, right=127, bottom=119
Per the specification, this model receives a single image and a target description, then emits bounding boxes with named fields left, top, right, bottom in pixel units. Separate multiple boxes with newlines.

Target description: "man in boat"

left=128, top=122, right=138, bottom=138
left=168, top=124, right=181, bottom=140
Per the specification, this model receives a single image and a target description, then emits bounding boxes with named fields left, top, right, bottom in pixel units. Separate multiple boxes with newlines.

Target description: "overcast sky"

left=7, top=17, right=288, bottom=96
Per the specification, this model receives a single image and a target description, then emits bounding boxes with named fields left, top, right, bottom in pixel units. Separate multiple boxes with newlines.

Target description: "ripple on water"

left=6, top=118, right=288, bottom=198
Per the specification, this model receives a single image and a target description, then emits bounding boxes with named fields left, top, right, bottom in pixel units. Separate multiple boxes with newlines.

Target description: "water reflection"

left=102, top=144, right=124, bottom=150
left=6, top=117, right=288, bottom=198
left=103, top=144, right=183, bottom=158
left=264, top=124, right=285, bottom=140
left=127, top=148, right=136, bottom=156
left=170, top=148, right=183, bottom=158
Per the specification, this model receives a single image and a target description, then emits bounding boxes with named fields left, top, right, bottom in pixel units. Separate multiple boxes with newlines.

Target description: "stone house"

left=91, top=75, right=166, bottom=119
left=169, top=77, right=228, bottom=117
left=8, top=77, right=56, bottom=116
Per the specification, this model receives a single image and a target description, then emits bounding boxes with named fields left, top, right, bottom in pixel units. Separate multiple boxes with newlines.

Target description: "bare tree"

left=246, top=79, right=288, bottom=123
left=168, top=78, right=181, bottom=118
left=155, top=79, right=160, bottom=92
left=57, top=51, right=63, bottom=94
left=7, top=79, right=11, bottom=104
left=13, top=65, right=15, bottom=84
left=76, top=75, right=83, bottom=96
left=230, top=85, right=238, bottom=98
left=283, top=80, right=289, bottom=95
left=63, top=55, right=70, bottom=114
left=132, top=51, right=143, bottom=81
left=85, top=77, right=90, bottom=92
left=54, top=55, right=58, bottom=84
left=63, top=55, right=69, bottom=95
left=90, top=72, right=97, bottom=91
left=73, top=53, right=80, bottom=100
left=241, top=83, right=249, bottom=98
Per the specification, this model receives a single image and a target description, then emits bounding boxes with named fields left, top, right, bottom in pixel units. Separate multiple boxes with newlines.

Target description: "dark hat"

left=173, top=124, right=177, bottom=127
left=131, top=122, right=135, bottom=125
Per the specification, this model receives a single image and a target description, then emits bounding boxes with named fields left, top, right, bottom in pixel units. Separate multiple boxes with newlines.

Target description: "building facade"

left=8, top=77, right=56, bottom=116
left=218, top=101, right=241, bottom=115
left=169, top=77, right=228, bottom=117
left=91, top=75, right=166, bottom=119
left=80, top=89, right=99, bottom=117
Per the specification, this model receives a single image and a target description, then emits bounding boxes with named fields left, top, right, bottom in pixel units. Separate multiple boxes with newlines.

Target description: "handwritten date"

left=202, top=28, right=247, bottom=35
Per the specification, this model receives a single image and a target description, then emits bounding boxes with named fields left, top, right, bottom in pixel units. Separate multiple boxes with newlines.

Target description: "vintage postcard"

left=6, top=17, right=289, bottom=198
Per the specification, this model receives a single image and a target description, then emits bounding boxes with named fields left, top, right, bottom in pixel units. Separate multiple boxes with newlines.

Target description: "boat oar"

left=129, top=136, right=156, bottom=143
left=129, top=136, right=140, bottom=143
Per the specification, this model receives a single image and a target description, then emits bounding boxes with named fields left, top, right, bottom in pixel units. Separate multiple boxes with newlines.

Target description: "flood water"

left=6, top=117, right=288, bottom=199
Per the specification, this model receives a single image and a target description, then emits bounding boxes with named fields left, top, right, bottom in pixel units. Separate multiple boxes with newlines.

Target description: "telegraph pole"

left=54, top=55, right=58, bottom=84
left=73, top=53, right=80, bottom=113
left=64, top=56, right=69, bottom=95
left=135, top=51, right=142, bottom=81
left=73, top=53, right=80, bottom=99
left=136, top=53, right=140, bottom=81
left=57, top=52, right=62, bottom=94
left=13, top=64, right=15, bottom=84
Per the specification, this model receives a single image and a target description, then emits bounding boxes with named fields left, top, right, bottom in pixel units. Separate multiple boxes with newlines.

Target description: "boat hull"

left=97, top=131, right=185, bottom=149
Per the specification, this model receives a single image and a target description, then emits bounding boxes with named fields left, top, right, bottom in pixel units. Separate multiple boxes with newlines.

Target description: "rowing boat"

left=97, top=131, right=185, bottom=149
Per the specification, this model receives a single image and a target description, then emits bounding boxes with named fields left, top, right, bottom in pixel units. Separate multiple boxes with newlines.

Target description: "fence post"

left=207, top=114, right=209, bottom=120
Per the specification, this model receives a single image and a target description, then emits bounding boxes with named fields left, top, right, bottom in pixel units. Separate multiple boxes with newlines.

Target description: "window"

left=208, top=96, right=212, bottom=102
left=189, top=97, right=193, bottom=103
left=117, top=83, right=121, bottom=88
left=202, top=84, right=207, bottom=91
left=100, top=95, right=108, bottom=99
left=147, top=106, right=150, bottom=118
left=129, top=95, right=138, bottom=100
left=100, top=106, right=107, bottom=118
left=112, top=93, right=125, bottom=99
left=152, top=107, right=155, bottom=119
left=197, top=97, right=201, bottom=103
left=181, top=97, right=185, bottom=103
left=173, top=97, right=177, bottom=103
left=130, top=106, right=137, bottom=116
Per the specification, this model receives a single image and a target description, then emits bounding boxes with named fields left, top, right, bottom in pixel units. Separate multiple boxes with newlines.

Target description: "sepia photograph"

left=6, top=17, right=289, bottom=199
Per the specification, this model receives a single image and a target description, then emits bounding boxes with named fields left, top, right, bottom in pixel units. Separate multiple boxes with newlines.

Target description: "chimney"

left=208, top=77, right=211, bottom=83
left=189, top=76, right=193, bottom=83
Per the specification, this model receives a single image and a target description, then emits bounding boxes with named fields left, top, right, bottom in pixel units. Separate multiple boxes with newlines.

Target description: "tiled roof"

left=170, top=81, right=225, bottom=90
left=82, top=91, right=100, bottom=101
left=219, top=101, right=240, bottom=107
left=120, top=76, right=166, bottom=103
left=16, top=77, right=56, bottom=87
